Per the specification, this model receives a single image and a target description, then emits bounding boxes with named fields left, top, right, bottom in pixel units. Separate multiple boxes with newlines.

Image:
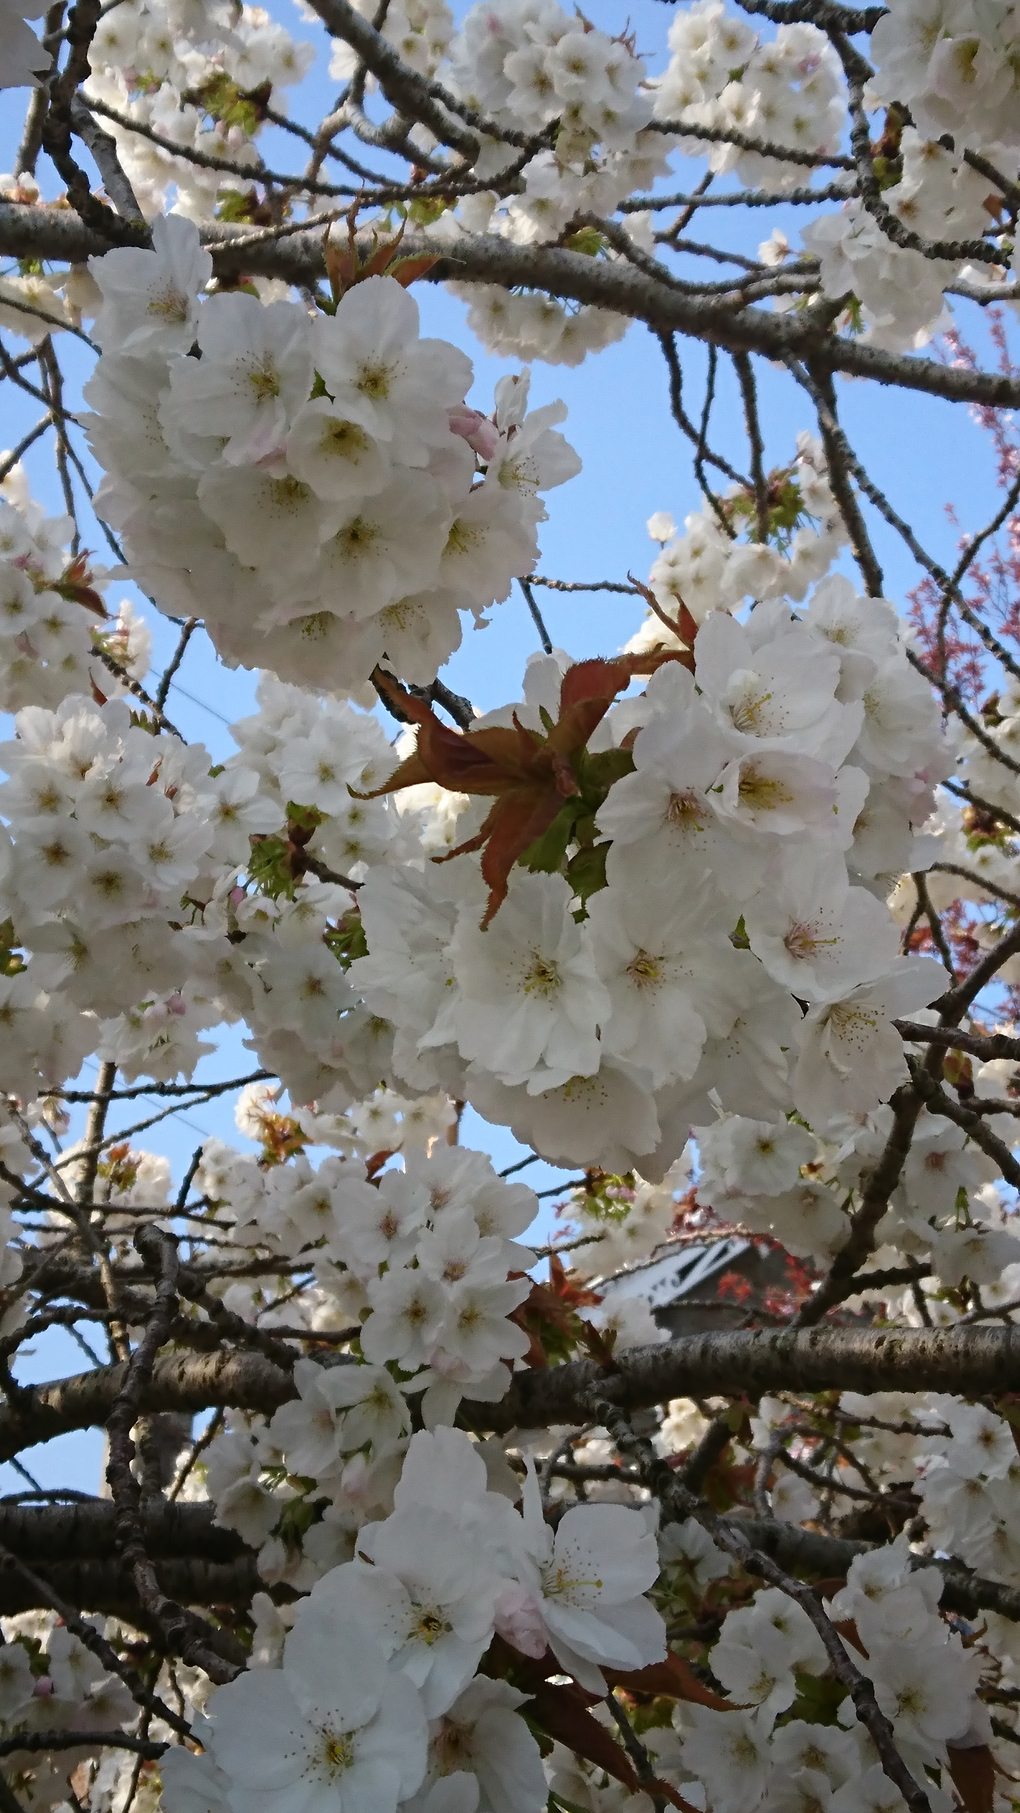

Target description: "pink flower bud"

left=494, top=1582, right=548, bottom=1659
left=448, top=405, right=500, bottom=461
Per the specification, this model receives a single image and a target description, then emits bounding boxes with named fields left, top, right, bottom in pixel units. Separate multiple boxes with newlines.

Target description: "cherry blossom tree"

left=2, top=3, right=1020, bottom=1813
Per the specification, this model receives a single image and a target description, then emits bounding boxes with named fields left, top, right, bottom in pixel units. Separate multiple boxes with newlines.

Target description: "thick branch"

left=480, top=1326, right=1020, bottom=1429
left=302, top=0, right=480, bottom=158
left=734, top=0, right=886, bottom=25
left=11, top=1328, right=1020, bottom=1455
left=2, top=208, right=1020, bottom=410
left=104, top=1230, right=241, bottom=1680
left=0, top=1555, right=262, bottom=1621
left=0, top=1349, right=294, bottom=1463
left=732, top=1520, right=1020, bottom=1625
left=0, top=1498, right=251, bottom=1562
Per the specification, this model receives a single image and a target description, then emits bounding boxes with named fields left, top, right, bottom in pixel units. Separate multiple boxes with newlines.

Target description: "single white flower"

left=207, top=1596, right=427, bottom=1813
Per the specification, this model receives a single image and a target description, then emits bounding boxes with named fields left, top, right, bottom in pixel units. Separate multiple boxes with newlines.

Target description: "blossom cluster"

left=870, top=0, right=1020, bottom=150
left=0, top=466, right=149, bottom=715
left=443, top=0, right=668, bottom=240
left=3, top=8, right=1020, bottom=1813
left=165, top=1423, right=664, bottom=1813
left=83, top=0, right=313, bottom=221
left=2, top=0, right=1018, bottom=366
left=0, top=1619, right=142, bottom=1810
left=631, top=434, right=850, bottom=639
left=652, top=2, right=844, bottom=190
left=84, top=218, right=579, bottom=693
left=673, top=1543, right=986, bottom=1813
left=349, top=585, right=950, bottom=1195
left=0, top=690, right=255, bottom=1098
left=801, top=128, right=994, bottom=352
left=449, top=283, right=631, bottom=370
left=0, top=467, right=976, bottom=1279
left=203, top=1139, right=537, bottom=1447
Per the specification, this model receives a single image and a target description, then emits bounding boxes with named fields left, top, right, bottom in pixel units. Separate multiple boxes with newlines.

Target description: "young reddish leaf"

left=508, top=1257, right=604, bottom=1368
left=476, top=803, right=562, bottom=924
left=389, top=253, right=442, bottom=287
left=321, top=215, right=436, bottom=300
left=56, top=555, right=108, bottom=619
left=357, top=657, right=683, bottom=925
left=362, top=225, right=407, bottom=280
left=526, top=1682, right=641, bottom=1793
left=832, top=1619, right=867, bottom=1658
left=324, top=234, right=357, bottom=301
left=577, top=1316, right=617, bottom=1367
left=627, top=573, right=698, bottom=665
left=606, top=1654, right=734, bottom=1712
left=947, top=1744, right=995, bottom=1813
left=557, top=653, right=678, bottom=716
left=528, top=1683, right=700, bottom=1813
left=60, top=583, right=108, bottom=618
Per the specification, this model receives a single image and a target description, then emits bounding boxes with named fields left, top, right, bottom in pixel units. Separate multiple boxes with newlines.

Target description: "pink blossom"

left=493, top=1582, right=548, bottom=1659
left=448, top=405, right=499, bottom=461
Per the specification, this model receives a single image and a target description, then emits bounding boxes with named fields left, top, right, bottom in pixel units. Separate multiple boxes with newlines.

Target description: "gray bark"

left=3, top=1327, right=1016, bottom=1458
left=481, top=1324, right=1020, bottom=1431
left=1, top=206, right=1019, bottom=410
left=0, top=1349, right=293, bottom=1463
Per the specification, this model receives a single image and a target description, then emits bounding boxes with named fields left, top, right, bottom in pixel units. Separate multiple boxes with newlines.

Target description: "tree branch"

left=0, top=1348, right=295, bottom=1465
left=3, top=209, right=1020, bottom=410
left=477, top=1326, right=1020, bottom=1430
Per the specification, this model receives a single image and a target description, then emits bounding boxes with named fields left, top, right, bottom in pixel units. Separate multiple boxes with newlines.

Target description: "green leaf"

left=404, top=196, right=450, bottom=226
left=578, top=745, right=635, bottom=797
left=195, top=73, right=270, bottom=134
left=844, top=294, right=864, bottom=335
left=781, top=1670, right=848, bottom=1727
left=215, top=189, right=259, bottom=224
left=285, top=800, right=326, bottom=832
left=561, top=226, right=604, bottom=257
left=324, top=909, right=368, bottom=968
left=631, top=1694, right=677, bottom=1735
left=566, top=839, right=610, bottom=906
left=570, top=811, right=599, bottom=850
left=518, top=801, right=579, bottom=874
left=276, top=1495, right=319, bottom=1548
left=0, top=920, right=24, bottom=978
left=247, top=834, right=297, bottom=900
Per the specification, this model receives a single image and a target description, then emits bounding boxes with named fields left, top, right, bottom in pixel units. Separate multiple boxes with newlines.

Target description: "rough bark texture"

left=0, top=1504, right=263, bottom=1622
left=2, top=206, right=1019, bottom=409
left=0, top=1500, right=246, bottom=1560
left=0, top=1495, right=1016, bottom=1630
left=0, top=1349, right=293, bottom=1462
left=478, top=1325, right=1020, bottom=1431
left=0, top=1556, right=262, bottom=1621
left=6, top=1327, right=1018, bottom=1459
left=737, top=1519, right=1020, bottom=1622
